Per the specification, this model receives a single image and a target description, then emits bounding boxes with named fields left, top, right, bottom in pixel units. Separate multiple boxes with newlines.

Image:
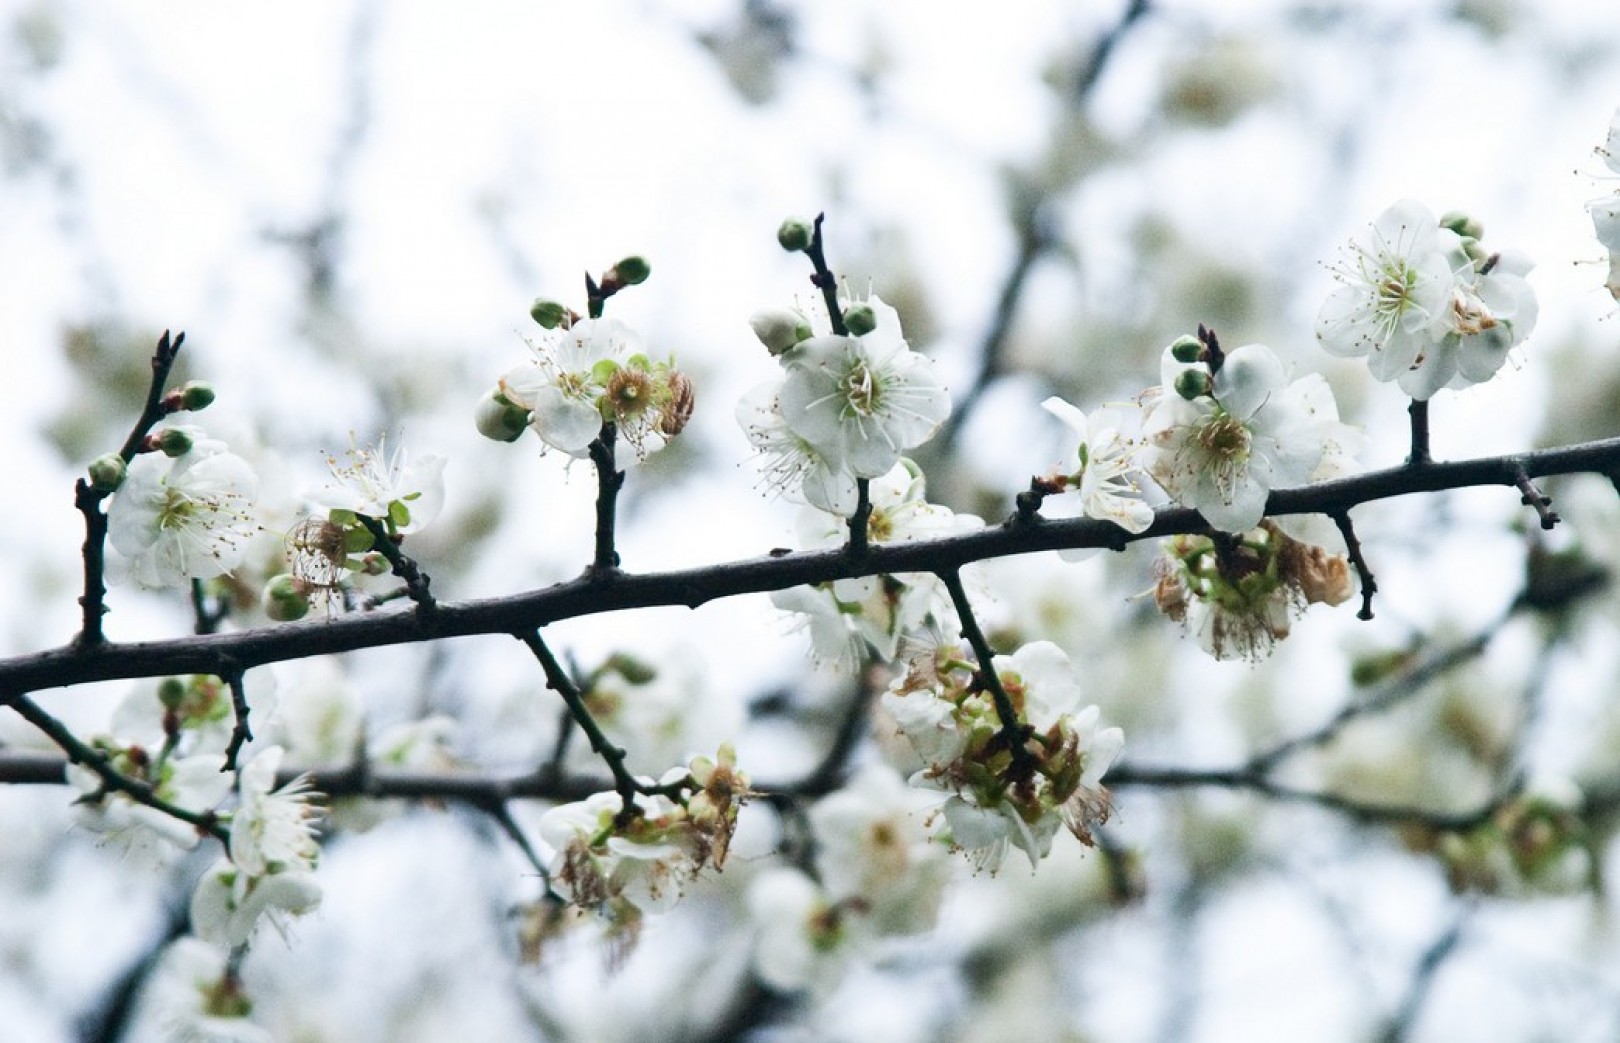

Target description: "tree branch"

left=7, top=435, right=1620, bottom=699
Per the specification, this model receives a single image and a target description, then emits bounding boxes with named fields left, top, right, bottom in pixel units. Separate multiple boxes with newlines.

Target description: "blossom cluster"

left=1592, top=105, right=1620, bottom=301
left=1316, top=199, right=1538, bottom=400
left=483, top=315, right=693, bottom=459
left=536, top=746, right=748, bottom=955
left=771, top=459, right=981, bottom=668
left=882, top=640, right=1123, bottom=872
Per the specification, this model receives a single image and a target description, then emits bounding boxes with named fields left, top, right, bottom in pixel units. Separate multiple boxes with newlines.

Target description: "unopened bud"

left=749, top=309, right=812, bottom=355
left=777, top=217, right=813, bottom=252
left=1174, top=369, right=1212, bottom=400
left=474, top=388, right=530, bottom=442
left=157, top=677, right=186, bottom=710
left=842, top=303, right=877, bottom=336
left=1169, top=334, right=1204, bottom=364
left=154, top=427, right=194, bottom=457
left=1439, top=210, right=1483, bottom=241
left=263, top=574, right=311, bottom=622
left=87, top=453, right=126, bottom=492
left=612, top=256, right=651, bottom=286
left=359, top=551, right=390, bottom=576
left=529, top=298, right=570, bottom=329
left=178, top=381, right=215, bottom=411
left=604, top=652, right=658, bottom=685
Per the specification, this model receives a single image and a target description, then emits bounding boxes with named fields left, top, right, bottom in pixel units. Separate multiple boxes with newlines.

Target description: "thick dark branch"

left=846, top=478, right=872, bottom=559
left=8, top=435, right=1620, bottom=699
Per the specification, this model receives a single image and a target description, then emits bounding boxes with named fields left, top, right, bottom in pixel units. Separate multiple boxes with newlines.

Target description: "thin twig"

left=221, top=669, right=253, bottom=772
left=1330, top=510, right=1378, bottom=620
left=1511, top=462, right=1560, bottom=529
left=74, top=330, right=186, bottom=647
left=939, top=568, right=1033, bottom=766
left=804, top=213, right=848, bottom=336
left=588, top=422, right=624, bottom=574
left=6, top=692, right=227, bottom=842
left=358, top=516, right=437, bottom=615
left=1407, top=399, right=1431, bottom=467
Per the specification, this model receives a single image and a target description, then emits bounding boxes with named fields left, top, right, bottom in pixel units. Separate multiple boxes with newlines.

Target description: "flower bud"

left=87, top=453, right=126, bottom=492
left=1169, top=334, right=1204, bottom=364
left=359, top=551, right=390, bottom=576
left=263, top=574, right=311, bottom=621
left=154, top=427, right=194, bottom=457
left=1439, top=210, right=1483, bottom=240
left=474, top=388, right=530, bottom=442
left=529, top=298, right=570, bottom=329
left=178, top=381, right=216, bottom=411
left=842, top=303, right=878, bottom=336
left=157, top=677, right=187, bottom=710
left=1173, top=369, right=1212, bottom=400
left=611, top=256, right=651, bottom=286
left=776, top=217, right=813, bottom=252
left=749, top=309, right=812, bottom=355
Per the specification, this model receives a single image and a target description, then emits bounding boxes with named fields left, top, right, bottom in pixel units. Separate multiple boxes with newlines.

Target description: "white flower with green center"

left=500, top=317, right=640, bottom=455
left=316, top=436, right=445, bottom=535
left=776, top=296, right=950, bottom=479
left=1398, top=248, right=1538, bottom=400
left=1143, top=343, right=1328, bottom=533
left=107, top=443, right=259, bottom=588
left=1041, top=396, right=1154, bottom=539
left=229, top=745, right=321, bottom=878
left=735, top=378, right=860, bottom=515
left=1316, top=199, right=1457, bottom=381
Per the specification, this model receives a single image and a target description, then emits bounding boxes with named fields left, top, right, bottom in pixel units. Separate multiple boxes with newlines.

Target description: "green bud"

left=86, top=453, right=126, bottom=492
left=749, top=309, right=813, bottom=355
left=474, top=388, right=529, bottom=442
left=359, top=551, right=390, bottom=576
left=1439, top=210, right=1483, bottom=241
left=1174, top=369, right=1212, bottom=400
left=155, top=427, right=194, bottom=457
left=157, top=677, right=187, bottom=710
left=776, top=217, right=813, bottom=252
left=603, top=652, right=658, bottom=686
left=178, top=381, right=215, bottom=411
left=530, top=298, right=569, bottom=329
left=262, top=574, right=311, bottom=622
left=612, top=256, right=651, bottom=286
left=1169, top=334, right=1204, bottom=364
left=842, top=303, right=878, bottom=336
left=1461, top=237, right=1488, bottom=266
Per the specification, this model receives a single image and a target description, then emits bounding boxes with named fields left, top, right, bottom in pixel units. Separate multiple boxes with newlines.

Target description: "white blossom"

left=808, top=764, right=949, bottom=935
left=229, top=745, right=320, bottom=878
left=1142, top=343, right=1329, bottom=533
left=69, top=753, right=233, bottom=865
left=107, top=443, right=258, bottom=588
left=190, top=858, right=323, bottom=948
left=735, top=378, right=860, bottom=515
left=1041, top=396, right=1154, bottom=538
left=315, top=436, right=445, bottom=534
left=139, top=938, right=273, bottom=1043
left=775, top=295, right=949, bottom=480
left=747, top=868, right=864, bottom=993
left=771, top=460, right=979, bottom=666
left=1316, top=199, right=1457, bottom=381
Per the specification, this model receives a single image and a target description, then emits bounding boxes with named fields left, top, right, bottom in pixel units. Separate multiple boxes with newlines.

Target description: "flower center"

left=1196, top=413, right=1251, bottom=461
left=842, top=361, right=880, bottom=417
